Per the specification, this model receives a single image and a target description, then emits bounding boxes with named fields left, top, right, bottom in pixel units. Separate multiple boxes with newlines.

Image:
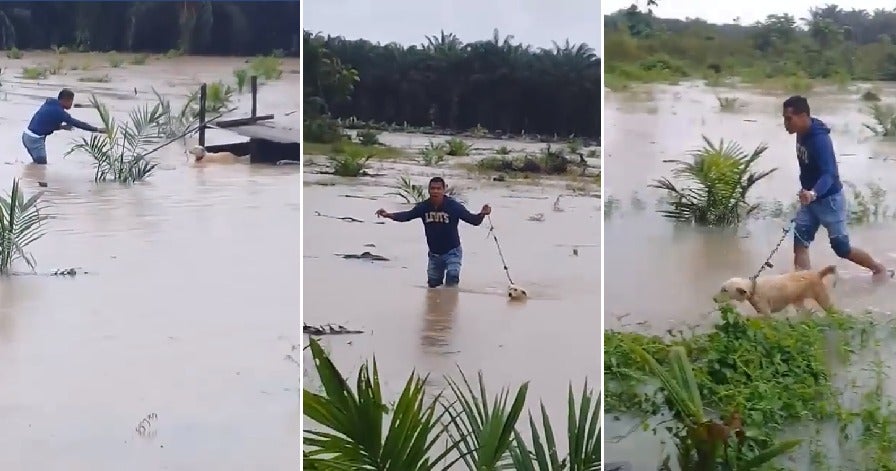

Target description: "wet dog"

left=507, top=284, right=528, bottom=301
left=188, top=145, right=244, bottom=163
left=713, top=265, right=837, bottom=316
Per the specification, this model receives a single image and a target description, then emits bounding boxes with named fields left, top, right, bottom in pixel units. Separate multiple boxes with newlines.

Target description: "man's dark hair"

left=428, top=176, right=446, bottom=188
left=783, top=95, right=810, bottom=116
left=58, top=89, right=75, bottom=101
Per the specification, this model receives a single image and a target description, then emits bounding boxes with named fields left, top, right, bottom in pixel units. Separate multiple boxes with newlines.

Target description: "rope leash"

left=749, top=217, right=798, bottom=293
left=485, top=215, right=514, bottom=285
left=140, top=107, right=239, bottom=159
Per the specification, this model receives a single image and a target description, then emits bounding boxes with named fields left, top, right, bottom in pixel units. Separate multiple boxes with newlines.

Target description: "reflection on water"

left=0, top=55, right=300, bottom=470
left=605, top=82, right=896, bottom=468
left=421, top=288, right=460, bottom=351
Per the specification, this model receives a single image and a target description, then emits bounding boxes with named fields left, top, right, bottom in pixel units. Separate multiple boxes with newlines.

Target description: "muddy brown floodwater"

left=302, top=139, right=600, bottom=455
left=0, top=53, right=299, bottom=470
left=605, top=82, right=896, bottom=467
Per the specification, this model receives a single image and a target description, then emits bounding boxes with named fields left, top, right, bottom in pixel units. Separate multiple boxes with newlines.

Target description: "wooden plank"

left=225, top=124, right=299, bottom=144
left=214, top=115, right=275, bottom=128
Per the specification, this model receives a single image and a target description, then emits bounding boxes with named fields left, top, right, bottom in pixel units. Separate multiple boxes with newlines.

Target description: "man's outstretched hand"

left=92, top=128, right=108, bottom=134
left=479, top=204, right=492, bottom=216
left=375, top=208, right=392, bottom=219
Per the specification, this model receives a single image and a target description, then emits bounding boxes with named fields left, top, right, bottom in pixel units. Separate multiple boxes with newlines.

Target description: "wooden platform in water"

left=220, top=123, right=298, bottom=144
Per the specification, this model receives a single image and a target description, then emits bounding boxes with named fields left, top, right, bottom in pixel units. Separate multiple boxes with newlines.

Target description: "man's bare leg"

left=845, top=247, right=893, bottom=282
left=794, top=244, right=811, bottom=271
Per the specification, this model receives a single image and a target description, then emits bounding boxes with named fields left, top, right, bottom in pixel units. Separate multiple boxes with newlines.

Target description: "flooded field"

left=0, top=52, right=300, bottom=470
left=605, top=82, right=896, bottom=468
left=302, top=136, right=600, bottom=451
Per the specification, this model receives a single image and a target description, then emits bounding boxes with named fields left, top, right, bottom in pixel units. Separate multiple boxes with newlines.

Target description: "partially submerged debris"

left=314, top=211, right=363, bottom=223
left=336, top=251, right=389, bottom=261
left=51, top=267, right=79, bottom=276
left=303, top=323, right=364, bottom=335
left=135, top=412, right=158, bottom=437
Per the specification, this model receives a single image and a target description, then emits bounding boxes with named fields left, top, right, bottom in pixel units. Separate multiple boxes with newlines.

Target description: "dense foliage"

left=0, top=1, right=298, bottom=55
left=303, top=29, right=601, bottom=138
left=605, top=3, right=896, bottom=82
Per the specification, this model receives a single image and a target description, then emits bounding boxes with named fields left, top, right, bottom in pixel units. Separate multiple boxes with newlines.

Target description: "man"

left=376, top=177, right=491, bottom=288
left=22, top=89, right=104, bottom=165
left=782, top=95, right=892, bottom=281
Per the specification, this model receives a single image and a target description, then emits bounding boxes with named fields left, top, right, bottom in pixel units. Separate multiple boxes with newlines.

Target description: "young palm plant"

left=151, top=87, right=200, bottom=140
left=303, top=338, right=461, bottom=470
left=508, top=383, right=602, bottom=471
left=629, top=345, right=802, bottom=470
left=66, top=95, right=165, bottom=183
left=0, top=179, right=47, bottom=274
left=650, top=136, right=776, bottom=227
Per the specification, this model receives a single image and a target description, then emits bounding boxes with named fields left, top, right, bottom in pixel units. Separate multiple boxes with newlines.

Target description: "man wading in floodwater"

left=376, top=177, right=491, bottom=288
left=783, top=95, right=893, bottom=282
left=22, top=89, right=105, bottom=165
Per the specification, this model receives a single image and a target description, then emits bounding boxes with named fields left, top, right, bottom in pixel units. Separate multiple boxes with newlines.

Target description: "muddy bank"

left=302, top=150, right=600, bottom=446
left=0, top=54, right=299, bottom=470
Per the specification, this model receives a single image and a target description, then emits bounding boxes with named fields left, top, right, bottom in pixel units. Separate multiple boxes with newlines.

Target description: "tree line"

left=0, top=1, right=299, bottom=56
left=605, top=3, right=896, bottom=81
left=303, top=29, right=601, bottom=139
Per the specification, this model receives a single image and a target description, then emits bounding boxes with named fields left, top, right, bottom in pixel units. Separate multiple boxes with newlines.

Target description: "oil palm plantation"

left=303, top=29, right=600, bottom=138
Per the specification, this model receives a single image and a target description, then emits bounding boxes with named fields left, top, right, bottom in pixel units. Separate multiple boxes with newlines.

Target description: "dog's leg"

left=812, top=283, right=834, bottom=311
left=749, top=298, right=772, bottom=316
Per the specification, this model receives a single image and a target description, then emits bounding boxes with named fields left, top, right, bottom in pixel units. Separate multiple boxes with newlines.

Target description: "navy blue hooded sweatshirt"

left=797, top=117, right=842, bottom=199
left=391, top=197, right=485, bottom=254
left=27, top=98, right=98, bottom=136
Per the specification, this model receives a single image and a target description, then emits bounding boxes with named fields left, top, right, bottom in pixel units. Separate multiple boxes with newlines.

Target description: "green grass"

left=106, top=52, right=124, bottom=68
left=303, top=140, right=404, bottom=160
left=5, top=48, right=22, bottom=59
left=20, top=67, right=47, bottom=80
left=249, top=55, right=283, bottom=80
left=77, top=74, right=111, bottom=83
left=129, top=53, right=149, bottom=65
left=606, top=304, right=896, bottom=469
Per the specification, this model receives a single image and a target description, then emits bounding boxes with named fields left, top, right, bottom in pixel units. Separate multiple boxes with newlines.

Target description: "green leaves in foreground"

left=302, top=338, right=456, bottom=470
left=302, top=337, right=599, bottom=470
left=627, top=344, right=802, bottom=470
left=0, top=179, right=47, bottom=274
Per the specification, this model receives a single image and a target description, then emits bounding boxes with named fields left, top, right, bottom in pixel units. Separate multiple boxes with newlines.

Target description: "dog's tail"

left=818, top=264, right=838, bottom=287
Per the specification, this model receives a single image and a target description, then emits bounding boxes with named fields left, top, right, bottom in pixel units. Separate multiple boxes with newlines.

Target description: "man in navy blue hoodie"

left=22, top=89, right=104, bottom=165
left=376, top=177, right=491, bottom=287
left=783, top=95, right=892, bottom=281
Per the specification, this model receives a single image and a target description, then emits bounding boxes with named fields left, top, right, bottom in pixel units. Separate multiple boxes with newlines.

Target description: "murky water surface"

left=605, top=82, right=896, bottom=468
left=302, top=155, right=600, bottom=451
left=0, top=53, right=299, bottom=470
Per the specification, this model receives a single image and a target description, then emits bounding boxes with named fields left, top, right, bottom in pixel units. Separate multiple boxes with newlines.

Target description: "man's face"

left=59, top=97, right=74, bottom=110
left=428, top=182, right=445, bottom=200
left=782, top=107, right=808, bottom=135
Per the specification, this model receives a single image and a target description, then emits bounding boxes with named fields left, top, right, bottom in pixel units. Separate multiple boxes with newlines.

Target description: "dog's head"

left=188, top=145, right=207, bottom=161
left=713, top=277, right=752, bottom=303
left=507, top=284, right=528, bottom=300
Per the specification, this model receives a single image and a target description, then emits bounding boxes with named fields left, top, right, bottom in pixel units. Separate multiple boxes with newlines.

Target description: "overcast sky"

left=304, top=0, right=601, bottom=51
left=603, top=0, right=896, bottom=25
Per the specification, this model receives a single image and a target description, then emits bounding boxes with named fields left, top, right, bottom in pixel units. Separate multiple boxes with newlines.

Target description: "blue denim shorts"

left=794, top=190, right=848, bottom=246
left=22, top=132, right=48, bottom=164
left=427, top=246, right=463, bottom=287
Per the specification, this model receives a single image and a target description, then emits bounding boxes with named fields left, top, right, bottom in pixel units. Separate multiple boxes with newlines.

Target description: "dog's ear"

left=521, top=289, right=527, bottom=296
left=736, top=287, right=747, bottom=296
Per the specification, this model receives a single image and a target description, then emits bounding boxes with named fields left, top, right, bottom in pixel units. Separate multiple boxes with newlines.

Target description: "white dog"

left=507, top=284, right=528, bottom=301
left=713, top=265, right=837, bottom=315
left=188, top=145, right=245, bottom=163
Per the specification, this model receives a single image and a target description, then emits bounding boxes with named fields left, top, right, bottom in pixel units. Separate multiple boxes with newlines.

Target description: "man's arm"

left=381, top=203, right=425, bottom=222
left=61, top=110, right=100, bottom=132
left=452, top=200, right=486, bottom=226
left=810, top=135, right=836, bottom=196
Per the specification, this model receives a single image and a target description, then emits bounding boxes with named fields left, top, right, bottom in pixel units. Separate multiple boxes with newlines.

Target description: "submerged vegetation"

left=66, top=95, right=163, bottom=183
left=605, top=3, right=896, bottom=88
left=651, top=136, right=776, bottom=227
left=606, top=305, right=896, bottom=470
left=303, top=338, right=601, bottom=470
left=0, top=179, right=47, bottom=274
